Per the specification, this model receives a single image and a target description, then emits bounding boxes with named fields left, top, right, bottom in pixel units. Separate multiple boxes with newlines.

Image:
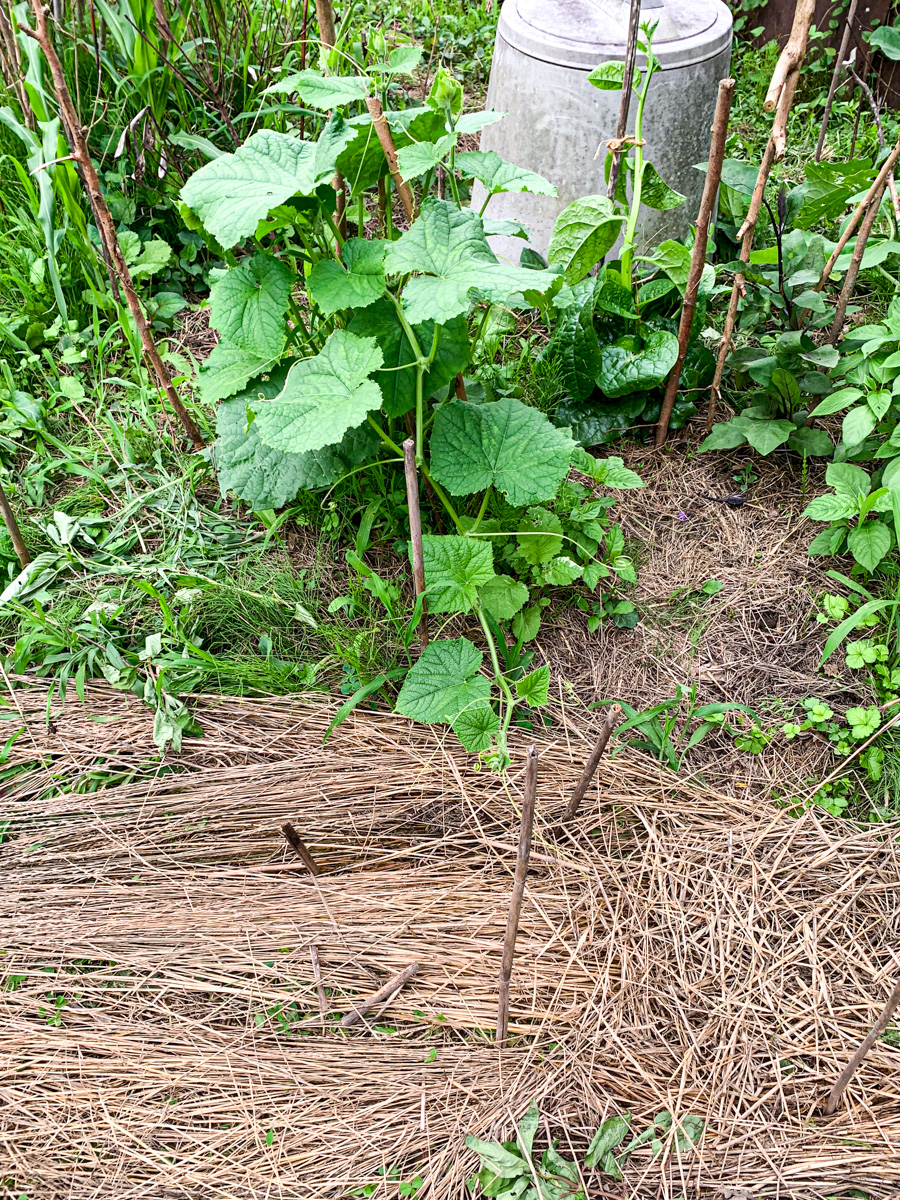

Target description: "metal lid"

left=499, top=0, right=732, bottom=70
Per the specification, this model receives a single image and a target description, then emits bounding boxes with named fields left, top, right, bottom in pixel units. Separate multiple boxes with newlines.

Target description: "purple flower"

left=677, top=510, right=688, bottom=521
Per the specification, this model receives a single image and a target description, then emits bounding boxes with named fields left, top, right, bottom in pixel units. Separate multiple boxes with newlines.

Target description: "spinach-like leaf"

left=556, top=280, right=601, bottom=402
left=597, top=328, right=679, bottom=397
left=548, top=196, right=623, bottom=284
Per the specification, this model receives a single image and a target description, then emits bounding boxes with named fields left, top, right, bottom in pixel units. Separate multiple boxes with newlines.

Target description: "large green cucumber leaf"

left=548, top=196, right=624, bottom=284
left=348, top=299, right=467, bottom=417
left=430, top=396, right=575, bottom=505
left=385, top=200, right=559, bottom=324
left=477, top=573, right=529, bottom=620
left=264, top=69, right=371, bottom=110
left=455, top=149, right=556, bottom=196
left=215, top=368, right=378, bottom=507
left=420, top=534, right=495, bottom=613
left=197, top=340, right=273, bottom=404
left=180, top=130, right=322, bottom=247
left=556, top=279, right=600, bottom=402
left=395, top=636, right=492, bottom=724
left=308, top=238, right=386, bottom=316
left=209, top=253, right=293, bottom=358
left=253, top=329, right=383, bottom=454
left=597, top=329, right=679, bottom=397
left=397, top=135, right=456, bottom=180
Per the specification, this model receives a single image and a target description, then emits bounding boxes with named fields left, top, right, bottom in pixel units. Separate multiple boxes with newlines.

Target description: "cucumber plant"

left=179, top=70, right=643, bottom=770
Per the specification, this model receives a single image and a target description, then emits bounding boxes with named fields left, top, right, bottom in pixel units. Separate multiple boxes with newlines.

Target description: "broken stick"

left=497, top=745, right=538, bottom=1046
left=309, top=942, right=327, bottom=1027
left=281, top=822, right=320, bottom=875
left=403, top=439, right=429, bottom=648
left=655, top=77, right=734, bottom=447
left=339, top=961, right=419, bottom=1027
left=763, top=0, right=815, bottom=113
left=825, top=980, right=900, bottom=1114
left=565, top=705, right=621, bottom=821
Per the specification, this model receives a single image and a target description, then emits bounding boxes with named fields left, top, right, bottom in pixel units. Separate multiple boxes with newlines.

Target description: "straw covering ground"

left=2, top=688, right=900, bottom=1197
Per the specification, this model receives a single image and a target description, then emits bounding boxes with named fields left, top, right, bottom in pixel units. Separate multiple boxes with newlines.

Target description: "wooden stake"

left=313, top=0, right=335, bottom=50
left=0, top=483, right=31, bottom=570
left=22, top=1, right=205, bottom=451
left=828, top=178, right=889, bottom=345
left=606, top=0, right=641, bottom=204
left=655, top=78, right=734, bottom=447
left=850, top=69, right=900, bottom=229
left=497, top=745, right=538, bottom=1047
left=339, top=962, right=419, bottom=1027
left=825, top=980, right=900, bottom=1114
left=281, top=822, right=320, bottom=875
left=813, top=132, right=900, bottom=298
left=814, top=0, right=858, bottom=162
left=403, top=439, right=429, bottom=648
left=763, top=0, right=816, bottom=113
left=564, top=705, right=620, bottom=821
left=308, top=942, right=327, bottom=1027
left=365, top=95, right=416, bottom=223
left=706, top=60, right=804, bottom=432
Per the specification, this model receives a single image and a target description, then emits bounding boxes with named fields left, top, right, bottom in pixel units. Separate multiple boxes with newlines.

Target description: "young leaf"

left=512, top=606, right=541, bottom=642
left=589, top=455, right=645, bottom=489
left=180, top=130, right=321, bottom=247
left=515, top=665, right=549, bottom=707
left=421, top=534, right=495, bottom=613
left=455, top=149, right=556, bottom=196
left=429, top=396, right=576, bottom=505
left=478, top=574, right=529, bottom=620
left=639, top=163, right=685, bottom=211
left=596, top=271, right=638, bottom=318
left=598, top=329, right=679, bottom=397
left=587, top=61, right=626, bottom=90
left=388, top=44, right=424, bottom=73
left=842, top=405, right=878, bottom=447
left=397, top=134, right=456, bottom=180
left=585, top=1114, right=631, bottom=1168
left=209, top=253, right=293, bottom=358
left=395, top=637, right=492, bottom=724
left=541, top=556, right=582, bottom=585
left=516, top=507, right=563, bottom=565
left=452, top=705, right=500, bottom=752
left=455, top=109, right=506, bottom=134
left=847, top=521, right=891, bottom=571
left=516, top=1102, right=540, bottom=1156
left=548, top=196, right=624, bottom=284
left=253, top=329, right=383, bottom=454
left=308, top=239, right=387, bottom=316
left=802, top=493, right=857, bottom=522
left=348, top=299, right=467, bottom=418
left=197, top=340, right=272, bottom=404
left=265, top=69, right=371, bottom=109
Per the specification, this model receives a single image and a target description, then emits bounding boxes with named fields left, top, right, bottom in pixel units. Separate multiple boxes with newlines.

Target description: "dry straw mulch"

left=2, top=686, right=899, bottom=1199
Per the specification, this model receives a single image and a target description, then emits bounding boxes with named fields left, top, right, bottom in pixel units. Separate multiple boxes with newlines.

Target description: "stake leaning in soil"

left=655, top=77, right=734, bottom=447
left=281, top=822, right=320, bottom=875
left=403, top=439, right=429, bottom=648
left=564, top=705, right=621, bottom=821
left=339, top=962, right=419, bottom=1027
left=22, top=0, right=205, bottom=451
left=825, top=980, right=900, bottom=1113
left=814, top=0, right=859, bottom=161
left=365, top=95, right=416, bottom=223
left=0, top=483, right=31, bottom=570
left=606, top=0, right=641, bottom=204
left=497, top=745, right=538, bottom=1047
left=828, top=175, right=890, bottom=345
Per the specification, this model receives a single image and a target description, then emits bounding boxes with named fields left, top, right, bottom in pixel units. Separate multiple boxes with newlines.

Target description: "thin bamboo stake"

left=497, top=745, right=538, bottom=1047
left=825, top=981, right=900, bottom=1114
left=814, top=0, right=858, bottom=162
left=339, top=962, right=419, bottom=1027
left=655, top=78, right=734, bottom=447
left=22, top=1, right=205, bottom=451
left=308, top=943, right=327, bottom=1027
left=0, top=482, right=31, bottom=569
left=281, top=822, right=320, bottom=875
left=764, top=0, right=816, bottom=113
left=402, top=439, right=429, bottom=648
left=606, top=0, right=641, bottom=204
left=828, top=177, right=889, bottom=344
left=564, top=706, right=620, bottom=821
left=365, top=95, right=416, bottom=223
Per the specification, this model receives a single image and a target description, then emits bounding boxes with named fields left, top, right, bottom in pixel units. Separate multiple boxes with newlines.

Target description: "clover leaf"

left=253, top=329, right=383, bottom=454
left=429, top=396, right=575, bottom=505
